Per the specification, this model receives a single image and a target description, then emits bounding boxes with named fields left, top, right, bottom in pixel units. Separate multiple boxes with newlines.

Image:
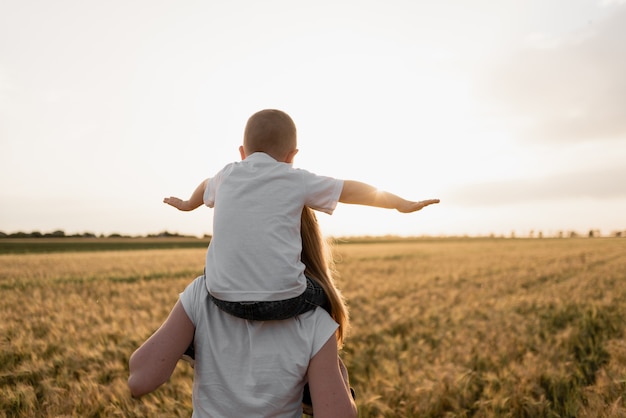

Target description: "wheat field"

left=1, top=238, right=626, bottom=417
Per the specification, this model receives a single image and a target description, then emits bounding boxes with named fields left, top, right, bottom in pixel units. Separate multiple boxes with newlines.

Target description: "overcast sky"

left=1, top=0, right=625, bottom=237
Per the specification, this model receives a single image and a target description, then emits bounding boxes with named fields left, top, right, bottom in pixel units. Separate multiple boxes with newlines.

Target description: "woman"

left=128, top=208, right=357, bottom=418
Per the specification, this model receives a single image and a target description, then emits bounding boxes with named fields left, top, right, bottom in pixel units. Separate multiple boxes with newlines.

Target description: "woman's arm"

left=128, top=300, right=195, bottom=397
left=307, top=336, right=358, bottom=418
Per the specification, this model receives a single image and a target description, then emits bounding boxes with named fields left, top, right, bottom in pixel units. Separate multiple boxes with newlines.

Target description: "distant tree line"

left=507, top=229, right=626, bottom=239
left=0, top=230, right=207, bottom=239
left=1, top=229, right=624, bottom=239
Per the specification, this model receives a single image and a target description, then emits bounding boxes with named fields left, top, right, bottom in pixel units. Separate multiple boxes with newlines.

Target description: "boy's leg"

left=302, top=276, right=331, bottom=314
left=182, top=344, right=195, bottom=367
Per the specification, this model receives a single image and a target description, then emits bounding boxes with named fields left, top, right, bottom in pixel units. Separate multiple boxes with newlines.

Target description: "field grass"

left=1, top=237, right=626, bottom=417
left=0, top=237, right=210, bottom=254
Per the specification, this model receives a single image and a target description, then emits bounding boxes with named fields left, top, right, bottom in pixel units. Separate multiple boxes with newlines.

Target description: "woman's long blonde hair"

left=300, top=207, right=349, bottom=348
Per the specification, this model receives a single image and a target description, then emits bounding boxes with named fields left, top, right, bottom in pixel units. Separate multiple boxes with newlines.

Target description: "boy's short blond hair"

left=243, top=109, right=297, bottom=160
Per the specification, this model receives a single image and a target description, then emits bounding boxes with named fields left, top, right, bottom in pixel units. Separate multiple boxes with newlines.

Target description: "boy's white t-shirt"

left=203, top=152, right=344, bottom=302
left=180, top=275, right=339, bottom=418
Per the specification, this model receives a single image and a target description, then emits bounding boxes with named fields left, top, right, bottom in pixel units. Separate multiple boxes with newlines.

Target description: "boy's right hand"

left=163, top=179, right=207, bottom=212
left=163, top=196, right=187, bottom=211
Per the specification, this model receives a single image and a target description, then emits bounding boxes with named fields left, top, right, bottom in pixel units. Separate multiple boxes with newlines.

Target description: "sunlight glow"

left=1, top=1, right=625, bottom=237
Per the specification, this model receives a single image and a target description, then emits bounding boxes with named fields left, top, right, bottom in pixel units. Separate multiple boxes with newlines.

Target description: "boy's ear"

left=239, top=145, right=246, bottom=160
left=285, top=148, right=299, bottom=163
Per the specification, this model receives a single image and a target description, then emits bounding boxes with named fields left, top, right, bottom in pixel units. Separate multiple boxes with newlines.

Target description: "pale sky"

left=2, top=0, right=625, bottom=238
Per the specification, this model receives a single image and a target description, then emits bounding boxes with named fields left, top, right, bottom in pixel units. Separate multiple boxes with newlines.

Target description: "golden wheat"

left=1, top=238, right=626, bottom=417
left=335, top=238, right=626, bottom=417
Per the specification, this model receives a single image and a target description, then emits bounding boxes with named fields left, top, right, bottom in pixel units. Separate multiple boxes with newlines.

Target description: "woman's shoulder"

left=179, top=275, right=207, bottom=324
left=182, top=275, right=207, bottom=296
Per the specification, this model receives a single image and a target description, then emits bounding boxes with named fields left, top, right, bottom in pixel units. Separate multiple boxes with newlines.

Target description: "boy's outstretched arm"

left=163, top=179, right=208, bottom=211
left=339, top=180, right=439, bottom=213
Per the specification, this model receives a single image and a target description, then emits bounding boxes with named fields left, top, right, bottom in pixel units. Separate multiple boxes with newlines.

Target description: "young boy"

left=164, top=109, right=439, bottom=321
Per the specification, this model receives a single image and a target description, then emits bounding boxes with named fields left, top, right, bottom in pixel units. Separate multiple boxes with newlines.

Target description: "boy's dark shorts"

left=209, top=276, right=329, bottom=321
